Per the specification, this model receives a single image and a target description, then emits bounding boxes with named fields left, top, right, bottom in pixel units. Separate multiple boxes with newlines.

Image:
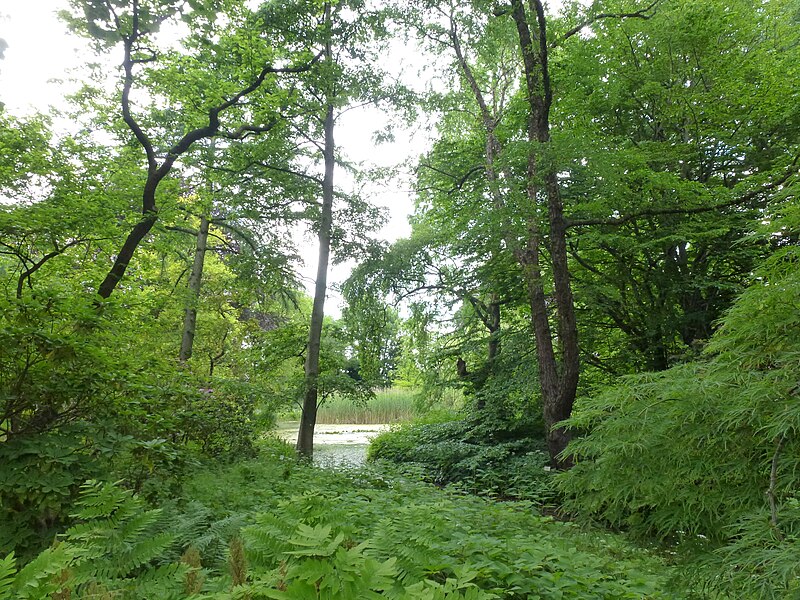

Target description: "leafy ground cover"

left=368, top=418, right=555, bottom=505
left=0, top=442, right=684, bottom=599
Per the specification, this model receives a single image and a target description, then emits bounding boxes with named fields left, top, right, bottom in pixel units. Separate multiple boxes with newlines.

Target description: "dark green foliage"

left=0, top=428, right=95, bottom=557
left=368, top=419, right=554, bottom=504
left=559, top=238, right=800, bottom=597
left=0, top=290, right=263, bottom=557
left=0, top=480, right=186, bottom=599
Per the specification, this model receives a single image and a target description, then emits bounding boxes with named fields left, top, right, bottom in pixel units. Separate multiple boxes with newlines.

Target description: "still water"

left=274, top=422, right=388, bottom=468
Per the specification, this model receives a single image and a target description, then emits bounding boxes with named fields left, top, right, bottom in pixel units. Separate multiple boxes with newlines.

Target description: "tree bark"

left=296, top=103, right=335, bottom=459
left=179, top=215, right=210, bottom=363
left=510, top=0, right=579, bottom=468
left=297, top=4, right=335, bottom=458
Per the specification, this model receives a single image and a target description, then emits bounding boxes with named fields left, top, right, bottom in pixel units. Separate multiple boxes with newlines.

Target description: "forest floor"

left=165, top=442, right=689, bottom=598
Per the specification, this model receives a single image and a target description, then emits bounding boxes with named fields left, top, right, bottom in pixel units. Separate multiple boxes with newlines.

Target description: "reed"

left=316, top=388, right=418, bottom=424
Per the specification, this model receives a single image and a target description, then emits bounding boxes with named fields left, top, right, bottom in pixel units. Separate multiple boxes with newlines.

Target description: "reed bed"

left=316, top=388, right=418, bottom=424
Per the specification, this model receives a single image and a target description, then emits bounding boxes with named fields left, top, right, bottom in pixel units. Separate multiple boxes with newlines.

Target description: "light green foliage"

left=3, top=459, right=681, bottom=598
left=178, top=458, right=678, bottom=599
left=0, top=113, right=55, bottom=195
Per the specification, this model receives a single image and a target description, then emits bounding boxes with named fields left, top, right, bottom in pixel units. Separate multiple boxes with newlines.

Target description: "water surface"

left=274, top=422, right=388, bottom=468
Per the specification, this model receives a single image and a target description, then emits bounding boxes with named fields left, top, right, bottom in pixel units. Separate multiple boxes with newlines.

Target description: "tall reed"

left=316, top=388, right=417, bottom=424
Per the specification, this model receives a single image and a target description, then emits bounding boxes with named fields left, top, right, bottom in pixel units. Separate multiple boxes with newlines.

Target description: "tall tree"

left=294, top=0, right=398, bottom=458
left=296, top=12, right=335, bottom=457
left=63, top=0, right=319, bottom=299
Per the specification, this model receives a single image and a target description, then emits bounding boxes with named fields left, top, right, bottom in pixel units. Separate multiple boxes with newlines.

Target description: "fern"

left=168, top=501, right=249, bottom=569
left=7, top=543, right=76, bottom=600
left=0, top=553, right=16, bottom=600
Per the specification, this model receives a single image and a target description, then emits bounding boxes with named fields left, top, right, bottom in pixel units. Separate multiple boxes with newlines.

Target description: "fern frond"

left=0, top=553, right=16, bottom=600
left=10, top=544, right=77, bottom=600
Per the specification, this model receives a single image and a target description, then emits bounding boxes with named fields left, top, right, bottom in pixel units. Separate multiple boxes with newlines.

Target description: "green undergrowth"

left=368, top=417, right=555, bottom=505
left=0, top=444, right=684, bottom=599
left=557, top=245, right=800, bottom=598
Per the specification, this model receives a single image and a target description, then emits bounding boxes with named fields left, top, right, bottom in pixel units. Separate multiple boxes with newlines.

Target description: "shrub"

left=368, top=419, right=554, bottom=503
left=559, top=247, right=800, bottom=596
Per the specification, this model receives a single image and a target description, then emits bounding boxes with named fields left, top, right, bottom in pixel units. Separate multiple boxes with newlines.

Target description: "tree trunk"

left=510, top=0, right=579, bottom=468
left=179, top=215, right=210, bottom=363
left=297, top=47, right=335, bottom=458
left=296, top=104, right=334, bottom=458
left=97, top=210, right=158, bottom=299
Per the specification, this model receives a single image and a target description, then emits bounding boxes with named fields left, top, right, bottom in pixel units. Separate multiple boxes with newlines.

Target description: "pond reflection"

left=274, top=422, right=388, bottom=467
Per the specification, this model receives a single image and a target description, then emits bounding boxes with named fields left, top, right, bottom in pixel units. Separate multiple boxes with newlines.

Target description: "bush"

left=559, top=247, right=800, bottom=597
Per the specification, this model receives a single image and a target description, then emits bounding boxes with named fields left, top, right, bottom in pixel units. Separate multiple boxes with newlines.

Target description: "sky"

left=0, top=0, right=429, bottom=314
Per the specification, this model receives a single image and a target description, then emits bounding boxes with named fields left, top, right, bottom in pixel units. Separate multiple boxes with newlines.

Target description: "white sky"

left=0, top=0, right=429, bottom=315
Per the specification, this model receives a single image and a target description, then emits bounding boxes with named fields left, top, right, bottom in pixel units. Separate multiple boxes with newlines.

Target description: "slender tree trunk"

left=297, top=74, right=335, bottom=458
left=511, top=0, right=579, bottom=468
left=179, top=215, right=210, bottom=363
left=486, top=296, right=501, bottom=363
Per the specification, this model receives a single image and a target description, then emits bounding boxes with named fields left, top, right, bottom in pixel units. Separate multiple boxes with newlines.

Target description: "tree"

left=559, top=196, right=800, bottom=597
left=63, top=0, right=320, bottom=299
left=294, top=0, right=399, bottom=458
left=555, top=0, right=800, bottom=375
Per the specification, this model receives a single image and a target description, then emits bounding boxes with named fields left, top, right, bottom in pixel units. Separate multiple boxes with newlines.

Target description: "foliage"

left=183, top=457, right=682, bottom=598
left=559, top=226, right=800, bottom=595
left=0, top=480, right=185, bottom=600
left=1, top=456, right=682, bottom=599
left=0, top=287, right=267, bottom=557
left=2, top=0, right=800, bottom=598
left=368, top=418, right=554, bottom=504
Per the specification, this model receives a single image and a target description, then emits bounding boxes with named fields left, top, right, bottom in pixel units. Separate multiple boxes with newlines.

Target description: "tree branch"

left=566, top=155, right=800, bottom=229
left=552, top=0, right=661, bottom=48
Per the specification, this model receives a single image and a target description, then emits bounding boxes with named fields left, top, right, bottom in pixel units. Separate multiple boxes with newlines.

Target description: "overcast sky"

left=0, top=1, right=427, bottom=313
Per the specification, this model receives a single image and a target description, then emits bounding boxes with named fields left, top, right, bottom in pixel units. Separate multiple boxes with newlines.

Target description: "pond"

left=273, top=422, right=389, bottom=468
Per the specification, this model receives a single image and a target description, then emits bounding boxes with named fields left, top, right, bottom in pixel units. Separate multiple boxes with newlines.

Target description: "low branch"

left=165, top=225, right=198, bottom=237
